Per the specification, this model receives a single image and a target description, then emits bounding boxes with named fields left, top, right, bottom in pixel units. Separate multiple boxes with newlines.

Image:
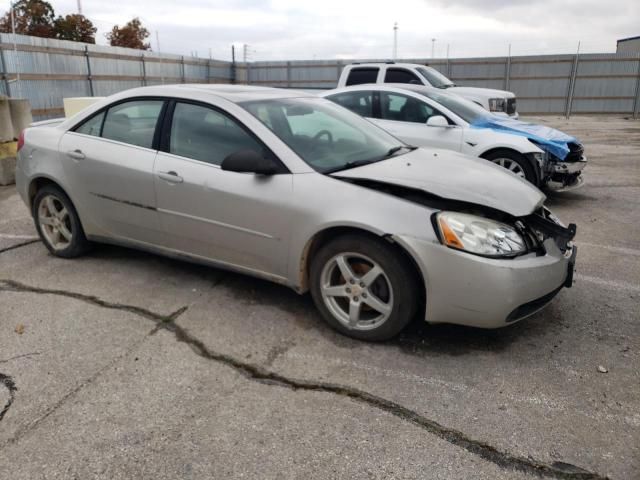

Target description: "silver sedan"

left=15, top=85, right=577, bottom=341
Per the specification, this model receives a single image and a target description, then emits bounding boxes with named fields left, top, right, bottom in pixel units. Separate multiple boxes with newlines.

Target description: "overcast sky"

left=46, top=0, right=640, bottom=61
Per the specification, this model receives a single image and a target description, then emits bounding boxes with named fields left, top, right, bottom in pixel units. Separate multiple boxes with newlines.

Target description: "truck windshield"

left=240, top=97, right=409, bottom=173
left=416, top=67, right=455, bottom=89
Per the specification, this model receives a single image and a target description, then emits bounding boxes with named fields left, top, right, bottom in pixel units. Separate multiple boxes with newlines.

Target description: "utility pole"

left=156, top=31, right=164, bottom=84
left=431, top=38, right=436, bottom=59
left=392, top=22, right=398, bottom=60
left=9, top=1, right=21, bottom=98
left=77, top=0, right=82, bottom=14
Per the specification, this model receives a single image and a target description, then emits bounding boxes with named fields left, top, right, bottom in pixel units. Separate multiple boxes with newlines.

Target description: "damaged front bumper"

left=543, top=146, right=587, bottom=192
left=397, top=210, right=577, bottom=329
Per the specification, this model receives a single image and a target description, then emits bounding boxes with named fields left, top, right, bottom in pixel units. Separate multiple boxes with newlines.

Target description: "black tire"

left=32, top=185, right=90, bottom=258
left=310, top=234, right=419, bottom=341
left=481, top=149, right=539, bottom=186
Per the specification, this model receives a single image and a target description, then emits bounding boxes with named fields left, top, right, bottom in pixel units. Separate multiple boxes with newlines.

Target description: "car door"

left=372, top=91, right=462, bottom=151
left=59, top=98, right=165, bottom=244
left=153, top=100, right=293, bottom=280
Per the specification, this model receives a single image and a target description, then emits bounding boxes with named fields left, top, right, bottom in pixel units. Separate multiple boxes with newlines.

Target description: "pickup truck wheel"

left=33, top=185, right=89, bottom=258
left=310, top=234, right=418, bottom=341
left=482, top=149, right=538, bottom=186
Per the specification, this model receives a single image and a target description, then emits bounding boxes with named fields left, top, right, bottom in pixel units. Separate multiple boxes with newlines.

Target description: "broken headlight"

left=436, top=212, right=527, bottom=257
left=488, top=98, right=507, bottom=112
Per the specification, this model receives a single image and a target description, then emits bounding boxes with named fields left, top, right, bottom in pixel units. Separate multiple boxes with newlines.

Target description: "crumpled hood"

left=449, top=86, right=515, bottom=99
left=331, top=148, right=545, bottom=217
left=470, top=116, right=579, bottom=161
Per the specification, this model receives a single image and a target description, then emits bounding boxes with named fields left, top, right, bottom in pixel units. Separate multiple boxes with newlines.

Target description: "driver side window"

left=169, top=102, right=265, bottom=166
left=380, top=92, right=442, bottom=124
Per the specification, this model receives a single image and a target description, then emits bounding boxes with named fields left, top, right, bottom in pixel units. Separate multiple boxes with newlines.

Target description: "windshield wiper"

left=325, top=146, right=416, bottom=174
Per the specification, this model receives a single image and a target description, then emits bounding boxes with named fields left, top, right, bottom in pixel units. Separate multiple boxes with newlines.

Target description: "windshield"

left=418, top=90, right=490, bottom=124
left=241, top=97, right=407, bottom=173
left=416, top=67, right=455, bottom=89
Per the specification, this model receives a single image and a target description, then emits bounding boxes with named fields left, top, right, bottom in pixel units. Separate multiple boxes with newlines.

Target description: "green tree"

left=0, top=0, right=55, bottom=38
left=54, top=14, right=96, bottom=43
left=106, top=17, right=150, bottom=50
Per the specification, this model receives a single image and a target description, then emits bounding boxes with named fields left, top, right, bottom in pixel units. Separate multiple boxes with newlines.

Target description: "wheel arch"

left=479, top=147, right=541, bottom=186
left=297, top=226, right=426, bottom=312
left=28, top=176, right=70, bottom=211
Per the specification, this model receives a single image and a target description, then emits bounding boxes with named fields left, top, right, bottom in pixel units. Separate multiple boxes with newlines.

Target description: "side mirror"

left=426, top=115, right=449, bottom=127
left=221, top=149, right=278, bottom=175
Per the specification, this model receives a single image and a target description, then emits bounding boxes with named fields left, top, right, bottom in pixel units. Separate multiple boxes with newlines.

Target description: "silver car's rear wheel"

left=491, top=157, right=526, bottom=179
left=320, top=252, right=394, bottom=331
left=310, top=234, right=419, bottom=341
left=38, top=194, right=73, bottom=251
left=33, top=185, right=89, bottom=258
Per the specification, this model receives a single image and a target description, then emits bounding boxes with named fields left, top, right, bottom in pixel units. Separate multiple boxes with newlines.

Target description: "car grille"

left=506, top=98, right=516, bottom=115
left=565, top=142, right=584, bottom=162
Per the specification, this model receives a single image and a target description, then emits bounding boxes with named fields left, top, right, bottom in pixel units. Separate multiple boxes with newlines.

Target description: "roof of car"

left=326, top=83, right=448, bottom=97
left=347, top=62, right=430, bottom=69
left=114, top=84, right=315, bottom=103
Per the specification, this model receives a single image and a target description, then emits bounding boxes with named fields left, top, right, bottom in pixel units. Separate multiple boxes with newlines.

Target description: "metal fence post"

left=0, top=45, right=11, bottom=97
left=336, top=60, right=342, bottom=86
left=504, top=45, right=512, bottom=91
left=286, top=61, right=291, bottom=88
left=181, top=56, right=185, bottom=83
left=565, top=43, right=580, bottom=119
left=207, top=58, right=212, bottom=84
left=141, top=54, right=147, bottom=86
left=84, top=45, right=94, bottom=97
left=633, top=53, right=640, bottom=119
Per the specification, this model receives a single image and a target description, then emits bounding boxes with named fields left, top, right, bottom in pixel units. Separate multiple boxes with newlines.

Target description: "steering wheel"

left=312, top=130, right=334, bottom=145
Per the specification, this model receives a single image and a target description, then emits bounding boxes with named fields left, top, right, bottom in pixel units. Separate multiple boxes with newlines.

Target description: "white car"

left=337, top=62, right=518, bottom=118
left=321, top=84, right=587, bottom=189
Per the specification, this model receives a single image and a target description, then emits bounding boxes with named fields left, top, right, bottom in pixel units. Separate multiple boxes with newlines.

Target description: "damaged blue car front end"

left=471, top=116, right=587, bottom=191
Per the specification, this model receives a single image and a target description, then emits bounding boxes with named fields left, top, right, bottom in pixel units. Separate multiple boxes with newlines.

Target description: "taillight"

left=17, top=130, right=25, bottom=152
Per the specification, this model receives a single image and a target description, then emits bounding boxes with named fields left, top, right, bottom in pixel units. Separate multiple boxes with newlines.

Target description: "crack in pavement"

left=1, top=327, right=159, bottom=447
left=0, top=239, right=40, bottom=255
left=0, top=352, right=41, bottom=364
left=0, top=279, right=608, bottom=479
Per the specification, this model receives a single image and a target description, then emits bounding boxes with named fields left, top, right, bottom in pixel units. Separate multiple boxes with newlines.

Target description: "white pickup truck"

left=337, top=62, right=518, bottom=118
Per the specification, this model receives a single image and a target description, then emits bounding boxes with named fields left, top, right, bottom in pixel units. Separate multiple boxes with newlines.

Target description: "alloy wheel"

left=38, top=194, right=73, bottom=251
left=492, top=157, right=525, bottom=179
left=320, top=252, right=394, bottom=331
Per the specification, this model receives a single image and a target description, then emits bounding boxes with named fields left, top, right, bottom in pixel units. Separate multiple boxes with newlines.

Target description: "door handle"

left=157, top=170, right=183, bottom=183
left=67, top=149, right=85, bottom=160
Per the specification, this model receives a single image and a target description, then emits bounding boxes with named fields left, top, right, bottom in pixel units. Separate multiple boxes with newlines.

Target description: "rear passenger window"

left=384, top=68, right=422, bottom=84
left=345, top=68, right=379, bottom=86
left=74, top=111, right=105, bottom=137
left=102, top=100, right=163, bottom=149
left=327, top=91, right=374, bottom=117
left=169, top=102, right=264, bottom=166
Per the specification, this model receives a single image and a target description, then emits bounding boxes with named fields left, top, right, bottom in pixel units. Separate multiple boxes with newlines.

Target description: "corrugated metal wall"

left=1, top=34, right=639, bottom=117
left=0, top=33, right=234, bottom=118
left=240, top=53, right=640, bottom=116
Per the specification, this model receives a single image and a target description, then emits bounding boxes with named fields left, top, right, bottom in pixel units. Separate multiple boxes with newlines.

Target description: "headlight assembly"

left=488, top=98, right=507, bottom=112
left=436, top=211, right=527, bottom=257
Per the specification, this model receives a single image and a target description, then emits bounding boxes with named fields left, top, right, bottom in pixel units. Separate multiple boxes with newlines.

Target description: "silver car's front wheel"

left=310, top=234, right=419, bottom=341
left=320, top=252, right=394, bottom=331
left=33, top=185, right=89, bottom=258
